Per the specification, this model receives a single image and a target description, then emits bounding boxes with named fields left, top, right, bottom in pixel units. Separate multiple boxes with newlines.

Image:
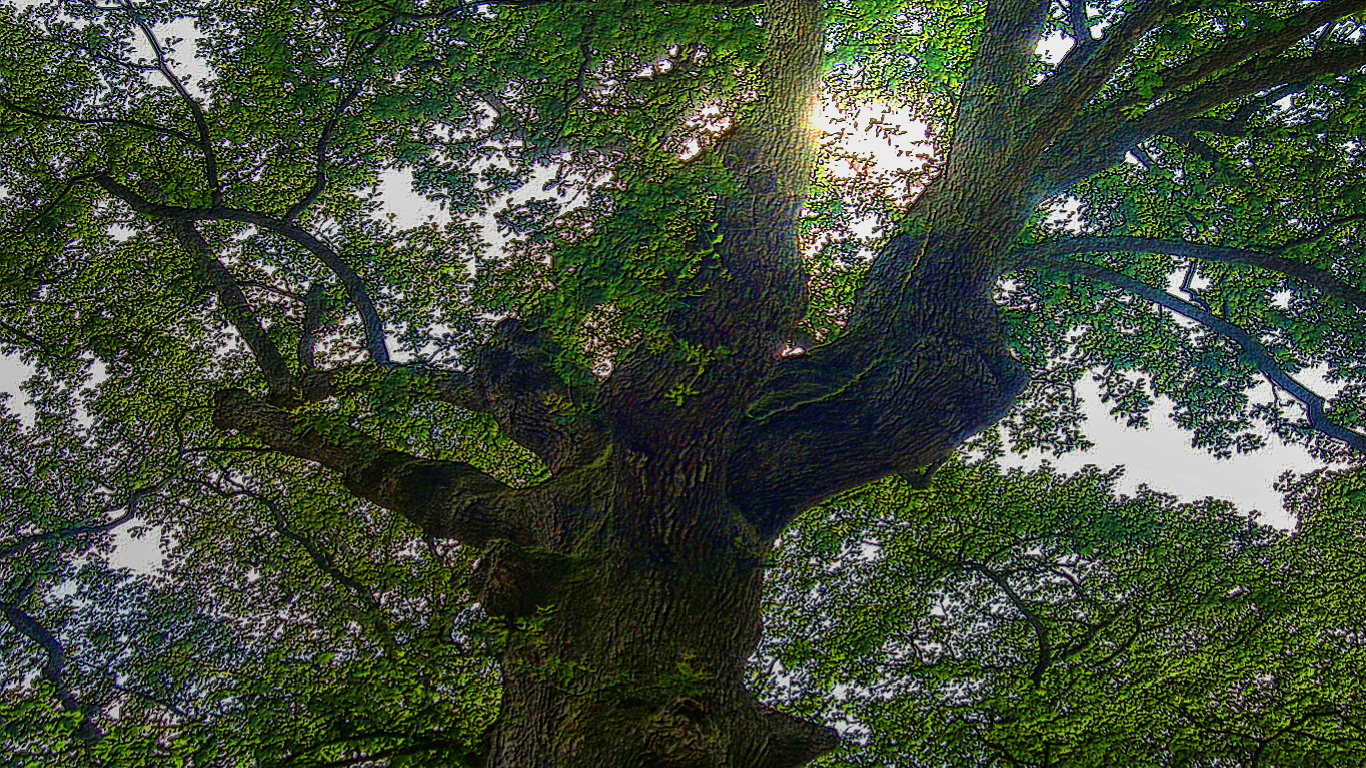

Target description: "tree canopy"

left=3, top=0, right=1366, bottom=766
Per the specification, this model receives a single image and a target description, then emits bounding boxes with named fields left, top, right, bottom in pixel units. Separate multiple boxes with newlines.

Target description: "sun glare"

left=812, top=98, right=930, bottom=186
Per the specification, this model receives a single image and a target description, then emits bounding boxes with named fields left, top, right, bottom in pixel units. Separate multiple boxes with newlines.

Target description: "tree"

left=2, top=0, right=1365, bottom=765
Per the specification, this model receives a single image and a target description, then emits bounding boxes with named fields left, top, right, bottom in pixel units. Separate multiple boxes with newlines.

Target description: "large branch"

left=1065, top=0, right=1089, bottom=45
left=1142, top=0, right=1366, bottom=100
left=289, top=323, right=604, bottom=473
left=94, top=174, right=391, bottom=363
left=1020, top=0, right=1170, bottom=160
left=852, top=1, right=1050, bottom=331
left=212, top=388, right=540, bottom=546
left=678, top=0, right=824, bottom=350
left=1012, top=236, right=1366, bottom=311
left=1138, top=45, right=1366, bottom=140
left=727, top=327, right=1028, bottom=538
left=1030, top=255, right=1366, bottom=455
left=466, top=318, right=604, bottom=472
left=944, top=0, right=1049, bottom=183
left=1038, top=42, right=1366, bottom=194
left=598, top=0, right=825, bottom=450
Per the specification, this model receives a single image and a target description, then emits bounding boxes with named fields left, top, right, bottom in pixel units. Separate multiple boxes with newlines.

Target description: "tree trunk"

left=476, top=458, right=840, bottom=768
left=206, top=3, right=1036, bottom=763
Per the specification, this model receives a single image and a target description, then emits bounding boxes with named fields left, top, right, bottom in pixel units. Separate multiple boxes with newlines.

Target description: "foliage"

left=759, top=459, right=1366, bottom=767
left=6, top=404, right=1366, bottom=765
left=0, top=396, right=497, bottom=767
left=3, top=0, right=1366, bottom=764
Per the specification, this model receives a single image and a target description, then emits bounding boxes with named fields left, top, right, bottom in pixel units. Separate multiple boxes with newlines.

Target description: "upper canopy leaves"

left=1, top=0, right=1364, bottom=536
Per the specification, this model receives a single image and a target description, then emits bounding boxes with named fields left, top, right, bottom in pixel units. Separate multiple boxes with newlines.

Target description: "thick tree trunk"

left=475, top=461, right=840, bottom=768
left=209, top=4, right=1039, bottom=765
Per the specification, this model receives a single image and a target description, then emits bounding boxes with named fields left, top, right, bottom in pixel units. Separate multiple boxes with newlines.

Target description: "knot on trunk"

left=642, top=697, right=719, bottom=767
left=473, top=539, right=573, bottom=617
left=748, top=703, right=843, bottom=768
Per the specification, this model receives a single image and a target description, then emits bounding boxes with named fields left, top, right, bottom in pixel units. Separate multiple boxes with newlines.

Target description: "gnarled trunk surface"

left=477, top=527, right=835, bottom=768
left=207, top=2, right=1045, bottom=765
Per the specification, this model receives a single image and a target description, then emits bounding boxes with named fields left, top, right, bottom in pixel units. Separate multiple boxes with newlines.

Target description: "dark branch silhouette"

left=1012, top=236, right=1366, bottom=311
left=1033, top=254, right=1366, bottom=454
left=94, top=174, right=393, bottom=363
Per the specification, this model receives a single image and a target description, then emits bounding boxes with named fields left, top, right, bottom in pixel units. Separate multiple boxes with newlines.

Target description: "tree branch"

left=1144, top=0, right=1366, bottom=101
left=283, top=64, right=372, bottom=221
left=1039, top=42, right=1366, bottom=194
left=1066, top=0, right=1089, bottom=44
left=289, top=363, right=483, bottom=410
left=728, top=328, right=1027, bottom=537
left=1155, top=117, right=1245, bottom=167
left=0, top=486, right=156, bottom=561
left=1030, top=255, right=1366, bottom=455
left=468, top=318, right=604, bottom=472
left=93, top=174, right=391, bottom=363
left=167, top=221, right=297, bottom=393
left=396, top=0, right=762, bottom=13
left=211, top=388, right=539, bottom=546
left=1272, top=212, right=1366, bottom=254
left=949, top=0, right=1050, bottom=178
left=107, top=169, right=596, bottom=468
left=0, top=93, right=198, bottom=146
left=127, top=3, right=222, bottom=204
left=751, top=703, right=842, bottom=768
left=1137, top=45, right=1366, bottom=142
left=598, top=0, right=825, bottom=450
left=675, top=0, right=824, bottom=349
left=1021, top=0, right=1170, bottom=158
left=1011, top=236, right=1366, bottom=311
left=290, top=333, right=602, bottom=473
left=0, top=318, right=57, bottom=355
left=963, top=560, right=1051, bottom=688
left=852, top=2, right=1055, bottom=328
left=0, top=600, right=103, bottom=741
left=208, top=477, right=395, bottom=642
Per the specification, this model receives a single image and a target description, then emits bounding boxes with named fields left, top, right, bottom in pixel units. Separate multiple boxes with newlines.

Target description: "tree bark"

left=474, top=478, right=840, bottom=768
